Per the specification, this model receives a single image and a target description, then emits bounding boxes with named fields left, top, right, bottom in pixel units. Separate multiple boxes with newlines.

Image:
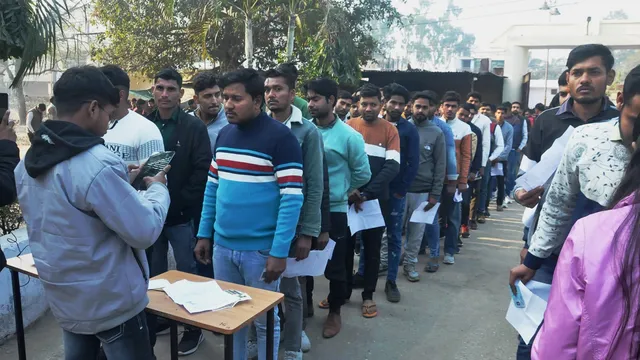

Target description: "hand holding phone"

left=131, top=151, right=175, bottom=189
left=510, top=284, right=526, bottom=308
left=0, top=104, right=17, bottom=143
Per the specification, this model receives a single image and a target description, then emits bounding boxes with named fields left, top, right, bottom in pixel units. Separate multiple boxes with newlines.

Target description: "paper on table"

left=454, top=189, right=463, bottom=203
left=409, top=202, right=440, bottom=224
left=515, top=126, right=574, bottom=192
left=505, top=280, right=552, bottom=345
left=347, top=199, right=386, bottom=234
left=282, top=240, right=336, bottom=278
left=148, top=278, right=170, bottom=291
left=163, top=279, right=250, bottom=314
left=491, top=162, right=503, bottom=176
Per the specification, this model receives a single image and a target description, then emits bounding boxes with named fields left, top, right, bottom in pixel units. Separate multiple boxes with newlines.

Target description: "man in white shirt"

left=467, top=92, right=491, bottom=229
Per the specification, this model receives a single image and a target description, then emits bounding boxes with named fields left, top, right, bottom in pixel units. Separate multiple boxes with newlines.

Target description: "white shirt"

left=472, top=113, right=492, bottom=165
left=103, top=110, right=165, bottom=166
left=489, top=125, right=504, bottom=162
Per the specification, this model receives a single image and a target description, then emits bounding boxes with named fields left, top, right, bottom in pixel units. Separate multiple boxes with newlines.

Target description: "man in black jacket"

left=0, top=109, right=19, bottom=271
left=146, top=68, right=212, bottom=355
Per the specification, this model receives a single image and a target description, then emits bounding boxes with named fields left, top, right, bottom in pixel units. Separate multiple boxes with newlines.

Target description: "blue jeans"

left=63, top=311, right=153, bottom=360
left=213, top=244, right=280, bottom=360
left=422, top=209, right=441, bottom=258
left=477, top=162, right=491, bottom=213
left=150, top=221, right=197, bottom=277
left=506, top=150, right=521, bottom=196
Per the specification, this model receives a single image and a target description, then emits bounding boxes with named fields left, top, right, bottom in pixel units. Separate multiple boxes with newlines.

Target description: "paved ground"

left=0, top=203, right=525, bottom=360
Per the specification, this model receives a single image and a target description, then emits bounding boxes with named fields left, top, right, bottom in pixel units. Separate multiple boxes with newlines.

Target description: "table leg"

left=224, top=334, right=233, bottom=360
left=11, top=270, right=26, bottom=360
left=170, top=321, right=178, bottom=360
left=266, top=308, right=274, bottom=360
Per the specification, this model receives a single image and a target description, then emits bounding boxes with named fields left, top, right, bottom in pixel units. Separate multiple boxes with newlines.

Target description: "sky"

left=392, top=0, right=636, bottom=60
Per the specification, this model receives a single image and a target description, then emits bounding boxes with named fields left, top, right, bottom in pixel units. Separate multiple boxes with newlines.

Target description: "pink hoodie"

left=533, top=194, right=640, bottom=359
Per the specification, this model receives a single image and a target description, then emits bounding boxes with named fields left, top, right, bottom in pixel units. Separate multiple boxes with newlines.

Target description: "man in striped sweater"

left=194, top=69, right=304, bottom=360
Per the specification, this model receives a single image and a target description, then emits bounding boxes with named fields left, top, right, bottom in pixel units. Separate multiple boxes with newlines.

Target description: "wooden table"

left=5, top=255, right=284, bottom=360
left=148, top=270, right=284, bottom=360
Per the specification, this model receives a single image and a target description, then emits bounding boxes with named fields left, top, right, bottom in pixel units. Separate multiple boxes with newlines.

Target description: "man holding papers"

left=404, top=91, right=447, bottom=277
left=346, top=84, right=400, bottom=319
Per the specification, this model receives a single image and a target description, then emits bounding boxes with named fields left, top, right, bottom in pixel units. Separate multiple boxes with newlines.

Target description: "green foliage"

left=528, top=57, right=566, bottom=81
left=0, top=0, right=69, bottom=87
left=0, top=202, right=23, bottom=236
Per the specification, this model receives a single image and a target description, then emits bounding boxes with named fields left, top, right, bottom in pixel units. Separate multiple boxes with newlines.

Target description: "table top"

left=146, top=270, right=284, bottom=334
left=5, top=253, right=39, bottom=278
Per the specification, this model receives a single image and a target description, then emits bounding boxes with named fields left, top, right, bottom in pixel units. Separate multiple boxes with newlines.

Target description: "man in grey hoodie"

left=14, top=66, right=171, bottom=360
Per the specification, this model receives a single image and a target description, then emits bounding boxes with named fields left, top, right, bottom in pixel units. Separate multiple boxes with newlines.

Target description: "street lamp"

left=586, top=16, right=592, bottom=35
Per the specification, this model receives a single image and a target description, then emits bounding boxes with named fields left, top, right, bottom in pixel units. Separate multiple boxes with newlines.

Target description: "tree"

left=400, top=0, right=475, bottom=70
left=527, top=57, right=565, bottom=81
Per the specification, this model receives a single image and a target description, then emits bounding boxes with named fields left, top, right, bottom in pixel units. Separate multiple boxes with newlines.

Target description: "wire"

left=5, top=232, right=32, bottom=287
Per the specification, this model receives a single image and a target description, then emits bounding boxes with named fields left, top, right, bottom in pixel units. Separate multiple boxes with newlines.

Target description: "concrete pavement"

left=0, top=204, right=526, bottom=360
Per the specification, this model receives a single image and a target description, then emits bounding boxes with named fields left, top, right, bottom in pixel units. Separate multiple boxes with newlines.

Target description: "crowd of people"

left=1, top=42, right=640, bottom=360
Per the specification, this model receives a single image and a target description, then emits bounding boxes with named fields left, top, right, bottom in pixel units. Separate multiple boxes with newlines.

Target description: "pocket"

left=96, top=323, right=125, bottom=344
left=257, top=249, right=271, bottom=258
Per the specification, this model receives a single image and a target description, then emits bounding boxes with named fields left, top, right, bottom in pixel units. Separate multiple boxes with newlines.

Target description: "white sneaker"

left=247, top=339, right=258, bottom=359
left=284, top=351, right=303, bottom=360
left=301, top=330, right=311, bottom=353
left=443, top=254, right=455, bottom=264
left=505, top=196, right=514, bottom=204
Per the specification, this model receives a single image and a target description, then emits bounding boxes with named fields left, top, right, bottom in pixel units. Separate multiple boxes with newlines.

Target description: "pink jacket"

left=533, top=194, right=640, bottom=359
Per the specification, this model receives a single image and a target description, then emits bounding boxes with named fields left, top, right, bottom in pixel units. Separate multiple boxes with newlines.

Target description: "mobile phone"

left=0, top=93, right=8, bottom=120
left=131, top=151, right=175, bottom=190
left=511, top=286, right=526, bottom=308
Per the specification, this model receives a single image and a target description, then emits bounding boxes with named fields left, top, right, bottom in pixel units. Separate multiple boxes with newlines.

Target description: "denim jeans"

left=213, top=244, right=280, bottom=360
left=63, top=311, right=153, bottom=360
left=476, top=161, right=492, bottom=213
left=439, top=188, right=461, bottom=256
left=506, top=150, right=521, bottom=196
left=280, top=276, right=303, bottom=352
left=404, top=193, right=429, bottom=264
left=150, top=221, right=197, bottom=277
left=363, top=196, right=405, bottom=282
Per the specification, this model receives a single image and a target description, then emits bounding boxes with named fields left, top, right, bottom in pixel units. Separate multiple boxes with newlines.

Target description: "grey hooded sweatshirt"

left=15, top=121, right=170, bottom=335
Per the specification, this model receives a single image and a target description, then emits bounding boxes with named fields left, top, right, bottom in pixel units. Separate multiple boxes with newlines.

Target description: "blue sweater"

left=389, top=117, right=420, bottom=196
left=196, top=113, right=304, bottom=258
left=429, top=117, right=458, bottom=181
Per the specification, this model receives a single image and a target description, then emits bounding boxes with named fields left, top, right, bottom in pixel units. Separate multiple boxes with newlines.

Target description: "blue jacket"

left=389, top=117, right=420, bottom=196
left=431, top=116, right=458, bottom=182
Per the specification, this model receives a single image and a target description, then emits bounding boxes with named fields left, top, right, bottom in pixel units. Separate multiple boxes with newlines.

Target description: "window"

left=461, top=59, right=471, bottom=68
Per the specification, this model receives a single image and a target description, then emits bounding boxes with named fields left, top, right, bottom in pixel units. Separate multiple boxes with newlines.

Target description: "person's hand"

left=446, top=182, right=457, bottom=194
left=520, top=248, right=528, bottom=264
left=264, top=256, right=286, bottom=283
left=514, top=187, right=544, bottom=208
left=478, top=168, right=485, bottom=177
left=468, top=173, right=477, bottom=182
left=0, top=110, right=17, bottom=143
left=458, top=183, right=468, bottom=191
left=295, top=235, right=312, bottom=261
left=128, top=164, right=141, bottom=184
left=194, top=238, right=212, bottom=265
left=317, top=232, right=330, bottom=250
left=348, top=189, right=362, bottom=204
left=491, top=159, right=499, bottom=165
left=516, top=148, right=522, bottom=153
left=509, top=264, right=536, bottom=295
left=143, top=165, right=171, bottom=187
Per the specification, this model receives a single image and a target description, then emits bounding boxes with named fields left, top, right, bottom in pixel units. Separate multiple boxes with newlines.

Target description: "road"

left=0, top=204, right=525, bottom=360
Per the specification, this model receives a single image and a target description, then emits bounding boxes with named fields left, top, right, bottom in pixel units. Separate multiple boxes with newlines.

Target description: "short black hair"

left=154, top=68, right=183, bottom=88
left=467, top=91, right=482, bottom=102
left=275, top=63, right=299, bottom=84
left=338, top=90, right=353, bottom=101
left=441, top=91, right=461, bottom=105
left=148, top=98, right=155, bottom=104
left=382, top=83, right=410, bottom=104
left=534, top=103, right=546, bottom=112
left=265, top=66, right=297, bottom=90
left=412, top=91, right=438, bottom=105
left=352, top=95, right=360, bottom=103
left=187, top=99, right=195, bottom=106
left=53, top=66, right=119, bottom=116
left=304, top=77, right=339, bottom=106
left=480, top=102, right=492, bottom=108
left=218, top=68, right=265, bottom=101
left=496, top=105, right=508, bottom=112
left=512, top=101, right=522, bottom=107
left=623, top=64, right=640, bottom=105
left=192, top=71, right=219, bottom=95
left=460, top=103, right=475, bottom=112
left=38, top=103, right=46, bottom=111
left=558, top=70, right=569, bottom=86
left=566, top=44, right=614, bottom=71
left=100, top=65, right=130, bottom=91
left=359, top=84, right=381, bottom=101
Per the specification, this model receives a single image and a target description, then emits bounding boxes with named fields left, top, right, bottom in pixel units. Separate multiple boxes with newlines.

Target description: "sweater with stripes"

left=196, top=112, right=304, bottom=258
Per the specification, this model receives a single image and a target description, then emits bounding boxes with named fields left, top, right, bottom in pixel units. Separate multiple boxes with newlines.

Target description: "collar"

left=313, top=113, right=340, bottom=129
left=556, top=97, right=612, bottom=118
left=268, top=105, right=303, bottom=129
left=195, top=107, right=224, bottom=124
left=611, top=118, right=623, bottom=142
left=154, top=107, right=180, bottom=123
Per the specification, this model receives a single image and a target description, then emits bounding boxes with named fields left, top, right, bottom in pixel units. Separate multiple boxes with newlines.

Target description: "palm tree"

left=0, top=0, right=69, bottom=88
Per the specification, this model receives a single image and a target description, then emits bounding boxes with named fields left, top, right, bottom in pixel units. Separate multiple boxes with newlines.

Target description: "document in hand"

left=515, top=126, right=574, bottom=191
left=410, top=202, right=440, bottom=224
left=163, top=279, right=252, bottom=314
left=453, top=189, right=463, bottom=203
left=282, top=240, right=336, bottom=278
left=505, top=280, right=552, bottom=345
left=347, top=199, right=386, bottom=234
left=491, top=162, right=503, bottom=176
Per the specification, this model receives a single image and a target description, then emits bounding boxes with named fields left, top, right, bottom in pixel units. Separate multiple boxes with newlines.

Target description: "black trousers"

left=324, top=212, right=349, bottom=312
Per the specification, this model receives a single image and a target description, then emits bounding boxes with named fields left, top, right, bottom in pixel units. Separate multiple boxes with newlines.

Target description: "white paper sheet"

left=282, top=240, right=336, bottom=278
left=522, top=205, right=538, bottom=228
left=491, top=162, right=503, bottom=176
left=163, top=280, right=251, bottom=314
left=148, top=278, right=171, bottom=291
left=505, top=280, right=552, bottom=345
left=409, top=202, right=440, bottom=224
left=347, top=199, right=386, bottom=234
left=515, top=126, right=574, bottom=192
left=454, top=189, right=463, bottom=203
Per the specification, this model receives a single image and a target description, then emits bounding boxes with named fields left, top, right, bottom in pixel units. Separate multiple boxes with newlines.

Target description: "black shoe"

left=156, top=322, right=171, bottom=335
left=485, top=210, right=491, bottom=218
left=385, top=280, right=401, bottom=303
left=352, top=273, right=365, bottom=288
left=178, top=329, right=204, bottom=356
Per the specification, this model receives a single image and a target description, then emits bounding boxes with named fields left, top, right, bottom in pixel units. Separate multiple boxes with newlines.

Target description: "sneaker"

left=378, top=265, right=388, bottom=277
left=458, top=237, right=464, bottom=247
left=460, top=224, right=470, bottom=238
left=284, top=351, right=303, bottom=360
left=469, top=220, right=478, bottom=230
left=505, top=196, right=514, bottom=204
left=477, top=214, right=486, bottom=224
left=156, top=322, right=171, bottom=335
left=502, top=203, right=508, bottom=209
left=443, top=254, right=455, bottom=265
left=301, top=331, right=311, bottom=352
left=322, top=312, right=342, bottom=338
left=178, top=329, right=204, bottom=356
left=485, top=210, right=491, bottom=217
left=352, top=273, right=365, bottom=288
left=247, top=340, right=258, bottom=359
left=403, top=264, right=420, bottom=282
left=385, top=280, right=401, bottom=303
left=425, top=260, right=439, bottom=273
left=496, top=206, right=504, bottom=212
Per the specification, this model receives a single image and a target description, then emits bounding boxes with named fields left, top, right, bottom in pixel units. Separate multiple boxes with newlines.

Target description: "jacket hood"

left=25, top=121, right=104, bottom=178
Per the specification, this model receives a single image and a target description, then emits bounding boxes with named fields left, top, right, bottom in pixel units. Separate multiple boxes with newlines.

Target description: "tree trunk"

left=2, top=60, right=27, bottom=125
left=286, top=13, right=296, bottom=60
left=244, top=14, right=254, bottom=68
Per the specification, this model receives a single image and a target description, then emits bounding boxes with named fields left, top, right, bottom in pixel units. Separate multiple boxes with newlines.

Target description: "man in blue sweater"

left=194, top=69, right=304, bottom=360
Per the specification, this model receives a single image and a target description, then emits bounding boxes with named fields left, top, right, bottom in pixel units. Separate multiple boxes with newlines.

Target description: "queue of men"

left=4, top=42, right=639, bottom=360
